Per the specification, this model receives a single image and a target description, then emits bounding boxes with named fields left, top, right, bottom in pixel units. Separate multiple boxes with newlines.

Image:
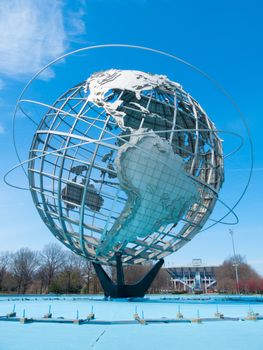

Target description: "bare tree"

left=122, top=264, right=150, bottom=285
left=80, top=260, right=96, bottom=294
left=150, top=268, right=171, bottom=293
left=49, top=251, right=85, bottom=293
left=0, top=252, right=11, bottom=291
left=216, top=255, right=260, bottom=293
left=38, top=243, right=65, bottom=292
left=11, top=248, right=39, bottom=294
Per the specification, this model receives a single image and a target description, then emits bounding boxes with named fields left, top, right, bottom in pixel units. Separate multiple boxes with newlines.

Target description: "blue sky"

left=0, top=0, right=262, bottom=272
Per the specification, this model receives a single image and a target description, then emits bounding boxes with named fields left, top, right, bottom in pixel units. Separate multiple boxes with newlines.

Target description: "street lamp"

left=229, top=229, right=240, bottom=294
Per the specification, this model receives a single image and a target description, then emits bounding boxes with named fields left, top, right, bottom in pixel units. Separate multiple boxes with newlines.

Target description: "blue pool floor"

left=1, top=295, right=263, bottom=350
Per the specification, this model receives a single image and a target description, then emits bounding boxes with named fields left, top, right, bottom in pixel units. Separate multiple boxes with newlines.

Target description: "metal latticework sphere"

left=28, top=69, right=224, bottom=265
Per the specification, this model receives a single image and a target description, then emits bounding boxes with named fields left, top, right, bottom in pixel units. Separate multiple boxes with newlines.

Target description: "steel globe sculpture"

left=5, top=44, right=252, bottom=298
left=28, top=69, right=224, bottom=270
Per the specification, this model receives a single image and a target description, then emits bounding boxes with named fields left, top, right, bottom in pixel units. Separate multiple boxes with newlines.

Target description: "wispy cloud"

left=0, top=0, right=87, bottom=79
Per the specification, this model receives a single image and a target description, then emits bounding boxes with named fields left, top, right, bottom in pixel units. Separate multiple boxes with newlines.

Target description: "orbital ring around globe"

left=6, top=44, right=253, bottom=264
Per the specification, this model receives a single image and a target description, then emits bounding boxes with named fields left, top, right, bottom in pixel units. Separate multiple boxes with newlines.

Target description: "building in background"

left=165, top=259, right=217, bottom=293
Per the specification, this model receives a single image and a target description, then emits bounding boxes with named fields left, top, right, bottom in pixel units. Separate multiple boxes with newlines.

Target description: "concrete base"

left=20, top=317, right=32, bottom=324
left=73, top=319, right=83, bottom=325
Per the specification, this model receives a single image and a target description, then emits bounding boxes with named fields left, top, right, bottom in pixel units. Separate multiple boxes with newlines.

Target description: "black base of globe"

left=93, top=253, right=164, bottom=298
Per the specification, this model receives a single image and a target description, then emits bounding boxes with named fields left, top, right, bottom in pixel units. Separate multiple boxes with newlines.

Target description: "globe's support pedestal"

left=93, top=253, right=164, bottom=298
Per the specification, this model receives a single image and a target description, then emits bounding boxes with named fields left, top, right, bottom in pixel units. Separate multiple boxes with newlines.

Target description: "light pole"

left=229, top=229, right=240, bottom=294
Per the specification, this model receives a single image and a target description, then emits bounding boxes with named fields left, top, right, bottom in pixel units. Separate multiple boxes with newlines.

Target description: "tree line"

left=0, top=243, right=170, bottom=295
left=1, top=244, right=262, bottom=295
left=215, top=255, right=263, bottom=294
